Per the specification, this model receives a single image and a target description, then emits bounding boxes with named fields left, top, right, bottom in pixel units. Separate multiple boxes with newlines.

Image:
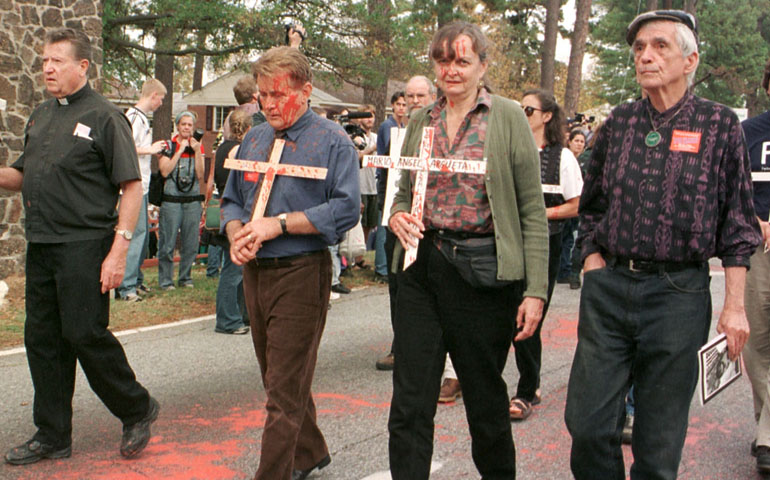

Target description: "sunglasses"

left=523, top=106, right=542, bottom=117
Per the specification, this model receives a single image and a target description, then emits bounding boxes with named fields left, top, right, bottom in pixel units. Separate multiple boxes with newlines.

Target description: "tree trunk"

left=192, top=31, right=206, bottom=91
left=662, top=0, right=673, bottom=9
left=437, top=0, right=454, bottom=27
left=540, top=0, right=560, bottom=93
left=152, top=26, right=175, bottom=170
left=683, top=0, right=697, bottom=14
left=364, top=0, right=391, bottom=130
left=646, top=0, right=658, bottom=10
left=746, top=91, right=762, bottom=118
left=563, top=0, right=591, bottom=117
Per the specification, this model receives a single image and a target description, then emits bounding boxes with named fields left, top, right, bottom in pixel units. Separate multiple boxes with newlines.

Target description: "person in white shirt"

left=117, top=78, right=167, bottom=302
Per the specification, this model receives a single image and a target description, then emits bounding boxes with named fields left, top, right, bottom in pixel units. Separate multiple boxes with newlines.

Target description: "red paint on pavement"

left=314, top=392, right=391, bottom=415
left=12, top=439, right=247, bottom=480
left=541, top=315, right=579, bottom=348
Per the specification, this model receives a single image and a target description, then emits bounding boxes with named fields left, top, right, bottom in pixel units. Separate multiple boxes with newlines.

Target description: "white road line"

left=360, top=461, right=443, bottom=480
left=0, top=314, right=215, bottom=358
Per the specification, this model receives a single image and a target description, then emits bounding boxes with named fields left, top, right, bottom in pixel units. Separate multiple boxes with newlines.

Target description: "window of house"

left=213, top=106, right=234, bottom=131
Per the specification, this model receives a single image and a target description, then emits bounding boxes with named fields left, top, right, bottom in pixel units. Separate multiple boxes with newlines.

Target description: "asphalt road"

left=0, top=266, right=763, bottom=480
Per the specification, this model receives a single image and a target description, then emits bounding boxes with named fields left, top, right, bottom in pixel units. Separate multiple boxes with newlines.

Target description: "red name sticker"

left=245, top=172, right=260, bottom=183
left=670, top=130, right=702, bottom=153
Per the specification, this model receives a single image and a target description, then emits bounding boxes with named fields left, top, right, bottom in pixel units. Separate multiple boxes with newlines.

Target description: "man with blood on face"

left=220, top=46, right=360, bottom=480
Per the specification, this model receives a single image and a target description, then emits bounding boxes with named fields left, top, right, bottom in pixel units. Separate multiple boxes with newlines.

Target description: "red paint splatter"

left=11, top=439, right=248, bottom=480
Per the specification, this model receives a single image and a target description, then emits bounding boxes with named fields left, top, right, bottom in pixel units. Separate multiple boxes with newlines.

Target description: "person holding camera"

left=355, top=105, right=378, bottom=265
left=157, top=111, right=205, bottom=290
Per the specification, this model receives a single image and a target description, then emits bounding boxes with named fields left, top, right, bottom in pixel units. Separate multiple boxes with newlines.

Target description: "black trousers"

left=388, top=236, right=523, bottom=480
left=384, top=229, right=401, bottom=352
left=512, top=232, right=562, bottom=401
left=25, top=237, right=150, bottom=448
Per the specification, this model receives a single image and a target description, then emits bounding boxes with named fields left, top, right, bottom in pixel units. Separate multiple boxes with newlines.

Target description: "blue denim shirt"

left=221, top=108, right=360, bottom=258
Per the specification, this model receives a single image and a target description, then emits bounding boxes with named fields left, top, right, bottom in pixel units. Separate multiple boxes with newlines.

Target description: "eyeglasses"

left=523, top=106, right=542, bottom=117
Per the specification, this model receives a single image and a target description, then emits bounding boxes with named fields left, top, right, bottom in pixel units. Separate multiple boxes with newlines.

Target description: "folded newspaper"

left=698, top=332, right=742, bottom=405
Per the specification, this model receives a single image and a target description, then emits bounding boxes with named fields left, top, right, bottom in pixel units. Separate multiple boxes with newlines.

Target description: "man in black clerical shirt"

left=0, top=28, right=158, bottom=465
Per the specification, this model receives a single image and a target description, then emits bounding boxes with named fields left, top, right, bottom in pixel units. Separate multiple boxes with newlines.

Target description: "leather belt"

left=610, top=256, right=704, bottom=273
left=250, top=249, right=325, bottom=268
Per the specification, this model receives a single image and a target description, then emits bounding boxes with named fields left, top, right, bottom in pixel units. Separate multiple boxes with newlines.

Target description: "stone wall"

left=0, top=0, right=102, bottom=278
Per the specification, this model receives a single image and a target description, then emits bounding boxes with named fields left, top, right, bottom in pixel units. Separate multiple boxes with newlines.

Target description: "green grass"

left=0, top=251, right=381, bottom=349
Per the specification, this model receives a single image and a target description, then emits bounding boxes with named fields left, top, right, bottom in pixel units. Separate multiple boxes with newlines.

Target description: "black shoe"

left=569, top=276, right=581, bottom=289
left=375, top=352, right=394, bottom=371
left=374, top=273, right=389, bottom=284
left=556, top=276, right=570, bottom=284
left=120, top=396, right=160, bottom=458
left=331, top=283, right=351, bottom=294
left=215, top=326, right=250, bottom=335
left=757, top=445, right=770, bottom=473
left=293, top=454, right=331, bottom=480
left=5, top=439, right=71, bottom=465
left=753, top=439, right=759, bottom=457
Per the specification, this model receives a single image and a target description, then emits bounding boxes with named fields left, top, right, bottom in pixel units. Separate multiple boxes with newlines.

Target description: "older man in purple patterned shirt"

left=565, top=10, right=761, bottom=480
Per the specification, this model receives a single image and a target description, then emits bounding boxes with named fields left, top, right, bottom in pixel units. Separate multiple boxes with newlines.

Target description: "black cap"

left=626, top=10, right=698, bottom=45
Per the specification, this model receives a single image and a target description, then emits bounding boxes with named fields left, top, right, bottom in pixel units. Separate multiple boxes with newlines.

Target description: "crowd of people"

left=3, top=8, right=770, bottom=480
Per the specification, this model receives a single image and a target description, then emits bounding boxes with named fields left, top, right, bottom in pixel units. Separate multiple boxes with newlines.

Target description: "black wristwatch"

left=278, top=213, right=288, bottom=235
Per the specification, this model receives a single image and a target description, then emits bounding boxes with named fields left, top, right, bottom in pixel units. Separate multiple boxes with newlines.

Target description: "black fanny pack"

left=432, top=230, right=512, bottom=289
left=161, top=194, right=205, bottom=203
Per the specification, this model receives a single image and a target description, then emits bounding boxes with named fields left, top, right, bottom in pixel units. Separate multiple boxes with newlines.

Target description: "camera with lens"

left=177, top=175, right=193, bottom=190
left=284, top=23, right=306, bottom=45
left=159, top=140, right=174, bottom=158
left=337, top=113, right=372, bottom=151
left=185, top=128, right=204, bottom=155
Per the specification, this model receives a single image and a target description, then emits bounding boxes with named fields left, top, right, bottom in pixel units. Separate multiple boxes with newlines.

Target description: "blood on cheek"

left=268, top=74, right=303, bottom=126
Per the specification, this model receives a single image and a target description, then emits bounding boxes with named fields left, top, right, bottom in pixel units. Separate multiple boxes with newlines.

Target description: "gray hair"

left=674, top=22, right=699, bottom=87
left=409, top=75, right=436, bottom=95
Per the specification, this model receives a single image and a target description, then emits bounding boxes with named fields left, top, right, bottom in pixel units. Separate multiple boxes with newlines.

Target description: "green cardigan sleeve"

left=485, top=96, right=549, bottom=300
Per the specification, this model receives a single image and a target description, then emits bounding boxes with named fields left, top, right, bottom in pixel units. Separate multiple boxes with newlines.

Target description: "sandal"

left=355, top=260, right=372, bottom=270
left=509, top=397, right=533, bottom=421
left=532, top=389, right=542, bottom=406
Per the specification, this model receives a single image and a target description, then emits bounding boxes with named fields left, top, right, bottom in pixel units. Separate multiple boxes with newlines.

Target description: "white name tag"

left=73, top=122, right=92, bottom=141
left=542, top=183, right=563, bottom=194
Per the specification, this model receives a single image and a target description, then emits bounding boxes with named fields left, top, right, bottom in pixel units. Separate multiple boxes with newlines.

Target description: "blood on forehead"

left=438, top=35, right=475, bottom=61
left=259, top=72, right=296, bottom=95
left=453, top=36, right=472, bottom=59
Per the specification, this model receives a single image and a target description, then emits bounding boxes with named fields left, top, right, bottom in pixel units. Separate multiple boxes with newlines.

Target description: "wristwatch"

left=114, top=227, right=133, bottom=241
left=278, top=213, right=288, bottom=235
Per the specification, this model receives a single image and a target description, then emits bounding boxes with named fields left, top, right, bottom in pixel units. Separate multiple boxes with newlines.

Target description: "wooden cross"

left=224, top=139, right=328, bottom=222
left=379, top=126, right=407, bottom=224
left=363, top=127, right=487, bottom=268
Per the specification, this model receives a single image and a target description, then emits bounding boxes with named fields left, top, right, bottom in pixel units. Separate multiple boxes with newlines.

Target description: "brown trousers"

left=243, top=250, right=331, bottom=480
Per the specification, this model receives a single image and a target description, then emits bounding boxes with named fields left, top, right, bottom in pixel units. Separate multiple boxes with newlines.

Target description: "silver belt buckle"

left=629, top=259, right=642, bottom=272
